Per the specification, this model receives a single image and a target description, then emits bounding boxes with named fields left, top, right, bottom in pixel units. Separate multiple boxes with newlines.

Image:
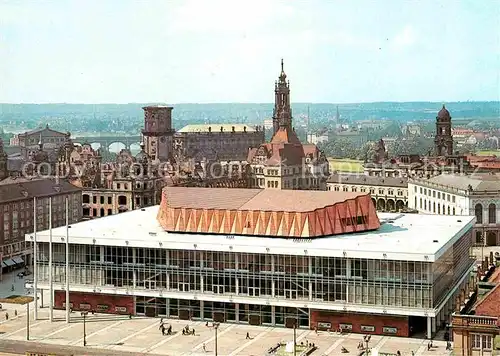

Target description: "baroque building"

left=247, top=60, right=329, bottom=190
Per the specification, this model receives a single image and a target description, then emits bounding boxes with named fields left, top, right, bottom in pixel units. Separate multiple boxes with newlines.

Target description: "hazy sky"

left=1, top=0, right=499, bottom=103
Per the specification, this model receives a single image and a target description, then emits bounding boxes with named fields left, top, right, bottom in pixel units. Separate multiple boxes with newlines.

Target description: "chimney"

left=208, top=126, right=212, bottom=133
left=243, top=126, right=246, bottom=133
left=232, top=126, right=235, bottom=133
left=220, top=126, right=223, bottom=132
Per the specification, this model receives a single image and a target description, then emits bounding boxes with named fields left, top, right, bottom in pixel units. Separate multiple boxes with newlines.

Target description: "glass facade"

left=34, top=232, right=474, bottom=311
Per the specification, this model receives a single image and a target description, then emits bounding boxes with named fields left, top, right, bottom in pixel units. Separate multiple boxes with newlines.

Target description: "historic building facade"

left=142, top=105, right=176, bottom=162
left=0, top=177, right=81, bottom=280
left=10, top=124, right=70, bottom=161
left=327, top=173, right=408, bottom=212
left=408, top=174, right=500, bottom=247
left=247, top=60, right=329, bottom=190
left=173, top=124, right=264, bottom=162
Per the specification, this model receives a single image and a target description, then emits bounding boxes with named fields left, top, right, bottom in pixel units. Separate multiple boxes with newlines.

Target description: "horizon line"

left=0, top=100, right=499, bottom=106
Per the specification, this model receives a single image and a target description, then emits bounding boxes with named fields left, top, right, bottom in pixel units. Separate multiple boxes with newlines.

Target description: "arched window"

left=424, top=200, right=427, bottom=210
left=433, top=202, right=436, bottom=213
left=414, top=197, right=417, bottom=207
left=438, top=204, right=441, bottom=214
left=489, top=203, right=496, bottom=224
left=452, top=207, right=456, bottom=215
left=447, top=206, right=451, bottom=215
left=419, top=198, right=422, bottom=209
left=475, top=203, right=483, bottom=224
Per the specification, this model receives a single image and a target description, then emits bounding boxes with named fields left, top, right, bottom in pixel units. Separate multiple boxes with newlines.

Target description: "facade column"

left=165, top=249, right=170, bottom=290
left=309, top=281, right=313, bottom=301
left=132, top=248, right=137, bottom=288
left=427, top=316, right=432, bottom=339
left=431, top=317, right=436, bottom=334
left=235, top=303, right=239, bottom=323
left=200, top=300, right=204, bottom=320
left=166, top=298, right=170, bottom=318
left=235, top=253, right=239, bottom=295
left=271, top=305, right=276, bottom=325
left=271, top=254, right=275, bottom=297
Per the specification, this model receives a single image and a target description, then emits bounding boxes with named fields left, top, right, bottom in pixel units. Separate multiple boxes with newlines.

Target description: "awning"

left=12, top=256, right=24, bottom=265
left=2, top=259, right=15, bottom=267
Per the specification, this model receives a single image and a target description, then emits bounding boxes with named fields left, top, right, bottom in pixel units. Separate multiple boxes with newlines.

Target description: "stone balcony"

left=452, top=314, right=499, bottom=331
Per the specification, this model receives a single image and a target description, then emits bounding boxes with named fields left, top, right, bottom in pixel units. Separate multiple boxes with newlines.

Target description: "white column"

left=426, top=316, right=432, bottom=339
left=165, top=249, right=170, bottom=290
left=431, top=317, right=436, bottom=333
left=235, top=303, right=239, bottom=323
left=33, top=197, right=38, bottom=321
left=132, top=248, right=137, bottom=288
left=49, top=197, right=53, bottom=322
left=271, top=305, right=276, bottom=325
left=65, top=197, right=70, bottom=323
left=235, top=253, right=239, bottom=295
left=309, top=281, right=312, bottom=301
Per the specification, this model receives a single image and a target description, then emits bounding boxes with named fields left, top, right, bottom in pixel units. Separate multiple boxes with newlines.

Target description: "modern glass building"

left=28, top=205, right=475, bottom=338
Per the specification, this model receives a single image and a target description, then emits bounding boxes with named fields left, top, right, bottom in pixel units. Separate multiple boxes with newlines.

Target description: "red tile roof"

left=157, top=187, right=380, bottom=238
left=475, top=283, right=500, bottom=318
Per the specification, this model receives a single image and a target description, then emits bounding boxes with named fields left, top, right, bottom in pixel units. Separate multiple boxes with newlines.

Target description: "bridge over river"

left=72, top=135, right=142, bottom=152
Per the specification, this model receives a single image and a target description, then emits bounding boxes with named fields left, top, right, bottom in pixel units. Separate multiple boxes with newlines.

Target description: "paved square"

left=0, top=289, right=454, bottom=356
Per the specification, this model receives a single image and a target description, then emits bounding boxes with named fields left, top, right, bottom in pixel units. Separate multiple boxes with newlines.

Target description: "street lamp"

left=81, top=311, right=89, bottom=346
left=26, top=301, right=29, bottom=341
left=213, top=321, right=220, bottom=356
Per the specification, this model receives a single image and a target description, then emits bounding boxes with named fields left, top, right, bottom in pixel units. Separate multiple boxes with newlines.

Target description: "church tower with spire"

left=272, top=59, right=292, bottom=134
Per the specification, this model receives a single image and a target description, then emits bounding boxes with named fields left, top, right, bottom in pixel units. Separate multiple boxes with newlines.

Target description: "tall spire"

left=281, top=58, right=284, bottom=73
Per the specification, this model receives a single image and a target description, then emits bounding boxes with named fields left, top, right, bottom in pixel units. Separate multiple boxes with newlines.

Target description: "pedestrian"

left=5, top=312, right=8, bottom=320
left=397, top=351, right=401, bottom=356
left=14, top=310, right=17, bottom=317
left=202, top=343, right=206, bottom=352
left=246, top=332, right=250, bottom=339
left=161, top=325, right=166, bottom=336
left=192, top=328, right=195, bottom=335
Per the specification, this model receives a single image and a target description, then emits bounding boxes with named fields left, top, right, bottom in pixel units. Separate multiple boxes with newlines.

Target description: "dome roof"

left=437, top=105, right=451, bottom=120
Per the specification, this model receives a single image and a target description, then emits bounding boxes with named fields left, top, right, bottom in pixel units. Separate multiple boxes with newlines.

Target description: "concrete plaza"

left=0, top=300, right=452, bottom=356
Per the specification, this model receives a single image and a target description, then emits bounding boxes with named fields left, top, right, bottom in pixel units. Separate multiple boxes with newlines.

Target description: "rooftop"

left=411, top=173, right=500, bottom=192
left=176, top=124, right=256, bottom=133
left=0, top=178, right=81, bottom=203
left=164, top=187, right=363, bottom=212
left=328, top=173, right=408, bottom=188
left=28, top=207, right=475, bottom=262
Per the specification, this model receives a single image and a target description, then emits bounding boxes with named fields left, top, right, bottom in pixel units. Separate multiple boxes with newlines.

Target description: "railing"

left=452, top=314, right=499, bottom=327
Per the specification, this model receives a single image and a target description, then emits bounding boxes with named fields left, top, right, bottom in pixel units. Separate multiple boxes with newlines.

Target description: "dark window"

left=118, top=196, right=127, bottom=205
left=475, top=203, right=483, bottom=224
left=82, top=194, right=90, bottom=204
left=92, top=196, right=97, bottom=204
left=107, top=197, right=112, bottom=204
left=488, top=204, right=496, bottom=224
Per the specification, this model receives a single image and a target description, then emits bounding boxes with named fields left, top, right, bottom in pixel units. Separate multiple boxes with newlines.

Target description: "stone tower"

left=272, top=59, right=292, bottom=134
left=0, top=137, right=7, bottom=180
left=142, top=105, right=175, bottom=162
left=434, top=104, right=454, bottom=156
